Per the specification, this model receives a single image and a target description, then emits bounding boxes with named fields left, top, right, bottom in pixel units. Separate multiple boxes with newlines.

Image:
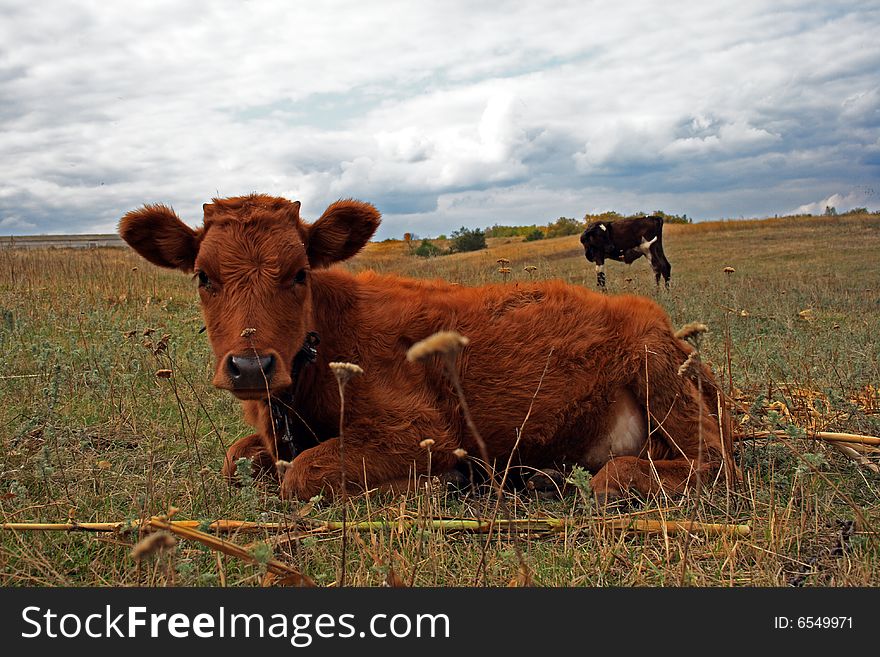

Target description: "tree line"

left=411, top=210, right=692, bottom=257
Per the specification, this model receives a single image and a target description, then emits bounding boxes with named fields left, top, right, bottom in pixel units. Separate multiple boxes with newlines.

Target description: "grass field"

left=1, top=213, right=878, bottom=586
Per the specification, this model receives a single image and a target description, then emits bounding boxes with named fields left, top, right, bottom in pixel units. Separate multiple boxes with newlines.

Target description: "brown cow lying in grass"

left=119, top=194, right=733, bottom=502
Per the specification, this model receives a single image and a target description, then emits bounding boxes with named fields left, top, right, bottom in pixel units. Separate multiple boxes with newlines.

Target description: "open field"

left=1, top=213, right=879, bottom=586
left=0, top=234, right=125, bottom=249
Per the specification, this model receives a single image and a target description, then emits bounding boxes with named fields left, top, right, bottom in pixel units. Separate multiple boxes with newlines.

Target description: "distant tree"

left=650, top=209, right=692, bottom=225
left=449, top=226, right=487, bottom=253
left=824, top=205, right=838, bottom=216
left=585, top=209, right=692, bottom=225
left=584, top=210, right=623, bottom=224
left=523, top=228, right=545, bottom=242
left=844, top=207, right=868, bottom=215
left=545, top=216, right=582, bottom=238
left=485, top=224, right=518, bottom=238
left=485, top=224, right=540, bottom=238
left=413, top=239, right=443, bottom=258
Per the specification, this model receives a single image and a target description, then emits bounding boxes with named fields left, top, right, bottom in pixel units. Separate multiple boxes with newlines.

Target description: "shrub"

left=449, top=226, right=486, bottom=253
left=413, top=239, right=443, bottom=258
left=523, top=229, right=545, bottom=242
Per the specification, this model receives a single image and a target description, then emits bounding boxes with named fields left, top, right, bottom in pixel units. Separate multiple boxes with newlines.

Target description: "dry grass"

left=0, top=213, right=878, bottom=587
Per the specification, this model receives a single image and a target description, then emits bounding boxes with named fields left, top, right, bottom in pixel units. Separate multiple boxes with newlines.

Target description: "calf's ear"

left=118, top=204, right=201, bottom=272
left=305, top=199, right=381, bottom=268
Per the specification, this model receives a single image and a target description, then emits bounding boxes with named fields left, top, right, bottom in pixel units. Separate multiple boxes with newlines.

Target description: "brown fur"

left=119, top=194, right=734, bottom=501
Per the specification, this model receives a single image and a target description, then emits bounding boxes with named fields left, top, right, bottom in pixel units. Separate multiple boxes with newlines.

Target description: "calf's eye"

left=293, top=268, right=307, bottom=285
left=197, top=271, right=211, bottom=288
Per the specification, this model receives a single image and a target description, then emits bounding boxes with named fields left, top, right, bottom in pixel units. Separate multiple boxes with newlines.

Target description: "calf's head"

left=579, top=222, right=609, bottom=262
left=119, top=194, right=380, bottom=399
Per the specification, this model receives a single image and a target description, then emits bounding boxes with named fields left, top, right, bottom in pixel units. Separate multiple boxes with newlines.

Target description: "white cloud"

left=0, top=215, right=36, bottom=231
left=792, top=188, right=878, bottom=216
left=0, top=1, right=878, bottom=237
left=376, top=127, right=434, bottom=163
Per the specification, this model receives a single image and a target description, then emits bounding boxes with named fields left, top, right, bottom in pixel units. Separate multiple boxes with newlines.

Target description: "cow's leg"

left=222, top=432, right=277, bottom=482
left=592, top=455, right=717, bottom=504
left=280, top=406, right=459, bottom=499
left=366, top=471, right=471, bottom=496
left=281, top=434, right=460, bottom=499
left=649, top=251, right=660, bottom=287
left=594, top=255, right=606, bottom=289
left=636, top=236, right=663, bottom=287
left=650, top=243, right=671, bottom=288
left=591, top=342, right=724, bottom=501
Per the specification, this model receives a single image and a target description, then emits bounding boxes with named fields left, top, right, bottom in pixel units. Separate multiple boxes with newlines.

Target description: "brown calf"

left=119, top=194, right=732, bottom=501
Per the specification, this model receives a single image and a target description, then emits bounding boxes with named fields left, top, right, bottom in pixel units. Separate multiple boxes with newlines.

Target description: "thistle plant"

left=406, top=330, right=531, bottom=585
left=328, top=360, right=364, bottom=587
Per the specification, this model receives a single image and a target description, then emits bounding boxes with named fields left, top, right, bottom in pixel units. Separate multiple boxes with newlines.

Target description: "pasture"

left=1, top=213, right=878, bottom=586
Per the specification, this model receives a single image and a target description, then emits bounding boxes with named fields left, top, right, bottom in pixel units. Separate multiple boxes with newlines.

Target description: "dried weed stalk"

left=406, top=330, right=532, bottom=585
left=329, top=361, right=364, bottom=587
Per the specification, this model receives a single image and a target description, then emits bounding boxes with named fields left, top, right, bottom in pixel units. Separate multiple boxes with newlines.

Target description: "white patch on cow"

left=637, top=235, right=657, bottom=255
left=599, top=224, right=607, bottom=231
left=595, top=263, right=605, bottom=274
left=638, top=235, right=656, bottom=265
left=581, top=388, right=647, bottom=471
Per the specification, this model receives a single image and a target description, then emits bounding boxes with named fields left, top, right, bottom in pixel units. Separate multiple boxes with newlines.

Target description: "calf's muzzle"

left=224, top=353, right=276, bottom=391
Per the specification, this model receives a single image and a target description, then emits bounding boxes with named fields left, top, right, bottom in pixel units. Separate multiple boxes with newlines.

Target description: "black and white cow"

left=580, top=215, right=671, bottom=289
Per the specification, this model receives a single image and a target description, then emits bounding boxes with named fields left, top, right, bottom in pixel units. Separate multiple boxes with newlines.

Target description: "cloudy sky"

left=1, top=1, right=878, bottom=238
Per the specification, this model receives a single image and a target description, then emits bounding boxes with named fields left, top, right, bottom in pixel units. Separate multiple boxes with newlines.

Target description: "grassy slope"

left=0, top=214, right=878, bottom=586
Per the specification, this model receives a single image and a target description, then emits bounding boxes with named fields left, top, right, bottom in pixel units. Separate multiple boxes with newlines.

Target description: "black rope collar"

left=269, top=331, right=320, bottom=459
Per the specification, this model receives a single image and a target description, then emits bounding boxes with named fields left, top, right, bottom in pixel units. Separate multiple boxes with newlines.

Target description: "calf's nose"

left=225, top=354, right=276, bottom=390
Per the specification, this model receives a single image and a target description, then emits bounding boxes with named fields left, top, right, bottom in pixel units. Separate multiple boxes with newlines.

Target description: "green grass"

left=1, top=213, right=878, bottom=586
